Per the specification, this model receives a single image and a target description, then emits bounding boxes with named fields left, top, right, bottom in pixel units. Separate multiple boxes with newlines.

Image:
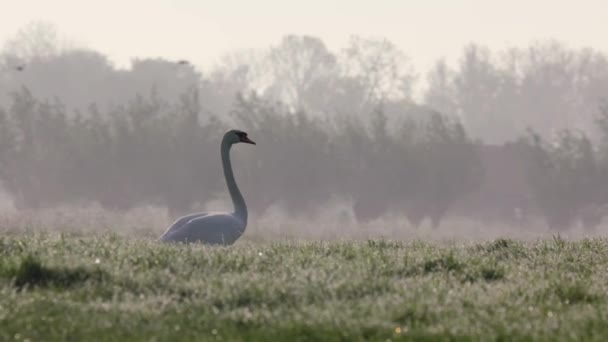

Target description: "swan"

left=159, top=129, right=256, bottom=245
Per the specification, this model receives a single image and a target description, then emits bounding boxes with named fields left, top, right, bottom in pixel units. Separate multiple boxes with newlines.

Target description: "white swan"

left=159, top=129, right=256, bottom=245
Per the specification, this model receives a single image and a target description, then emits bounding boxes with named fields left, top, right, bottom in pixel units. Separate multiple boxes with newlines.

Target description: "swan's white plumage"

left=159, top=129, right=255, bottom=245
left=160, top=212, right=210, bottom=238
left=161, top=212, right=244, bottom=245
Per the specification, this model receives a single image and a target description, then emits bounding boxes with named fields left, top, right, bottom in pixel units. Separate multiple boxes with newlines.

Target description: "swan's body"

left=159, top=130, right=255, bottom=245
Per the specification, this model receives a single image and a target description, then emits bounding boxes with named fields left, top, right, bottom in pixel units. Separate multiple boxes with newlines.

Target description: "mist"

left=2, top=19, right=608, bottom=241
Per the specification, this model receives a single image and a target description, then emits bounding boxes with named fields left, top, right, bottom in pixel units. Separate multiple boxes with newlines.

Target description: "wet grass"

left=0, top=233, right=607, bottom=341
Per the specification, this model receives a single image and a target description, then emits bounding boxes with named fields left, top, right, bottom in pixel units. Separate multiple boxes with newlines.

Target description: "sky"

left=1, top=0, right=607, bottom=75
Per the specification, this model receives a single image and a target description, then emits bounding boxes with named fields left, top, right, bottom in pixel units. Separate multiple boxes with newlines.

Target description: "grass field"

left=1, top=231, right=608, bottom=341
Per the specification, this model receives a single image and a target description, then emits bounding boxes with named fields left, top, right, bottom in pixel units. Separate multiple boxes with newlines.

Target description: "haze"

left=2, top=0, right=608, bottom=240
left=2, top=0, right=607, bottom=73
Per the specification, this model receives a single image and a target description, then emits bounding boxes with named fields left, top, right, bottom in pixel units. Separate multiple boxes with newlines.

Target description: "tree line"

left=1, top=23, right=608, bottom=230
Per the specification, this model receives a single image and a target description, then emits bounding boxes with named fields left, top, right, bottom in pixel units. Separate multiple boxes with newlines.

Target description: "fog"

left=2, top=4, right=608, bottom=240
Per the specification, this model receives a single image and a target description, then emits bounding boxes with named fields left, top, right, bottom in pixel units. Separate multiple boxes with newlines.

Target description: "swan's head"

left=226, top=129, right=256, bottom=145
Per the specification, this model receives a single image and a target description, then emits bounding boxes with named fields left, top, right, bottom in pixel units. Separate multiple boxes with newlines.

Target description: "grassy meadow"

left=1, top=227, right=608, bottom=341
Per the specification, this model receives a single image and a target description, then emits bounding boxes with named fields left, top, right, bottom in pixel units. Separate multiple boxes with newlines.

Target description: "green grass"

left=1, top=233, right=608, bottom=341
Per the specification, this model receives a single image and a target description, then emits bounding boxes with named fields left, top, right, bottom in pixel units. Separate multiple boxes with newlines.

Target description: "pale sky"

left=1, top=0, right=607, bottom=74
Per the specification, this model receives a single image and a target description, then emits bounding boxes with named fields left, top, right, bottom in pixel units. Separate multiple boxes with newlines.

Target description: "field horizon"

left=1, top=200, right=607, bottom=242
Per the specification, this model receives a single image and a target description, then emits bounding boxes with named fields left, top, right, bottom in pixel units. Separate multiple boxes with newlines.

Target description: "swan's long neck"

left=221, top=137, right=247, bottom=223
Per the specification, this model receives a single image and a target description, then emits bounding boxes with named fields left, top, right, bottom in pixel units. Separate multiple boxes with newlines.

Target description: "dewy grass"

left=6, top=254, right=107, bottom=289
left=1, top=233, right=608, bottom=341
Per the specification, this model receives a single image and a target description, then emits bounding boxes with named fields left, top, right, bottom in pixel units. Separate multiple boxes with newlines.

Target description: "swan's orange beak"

left=241, top=136, right=256, bottom=145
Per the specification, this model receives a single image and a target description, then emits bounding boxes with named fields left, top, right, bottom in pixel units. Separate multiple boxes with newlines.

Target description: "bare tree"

left=424, top=59, right=457, bottom=117
left=1, top=22, right=68, bottom=63
left=341, top=36, right=416, bottom=105
left=264, top=35, right=337, bottom=111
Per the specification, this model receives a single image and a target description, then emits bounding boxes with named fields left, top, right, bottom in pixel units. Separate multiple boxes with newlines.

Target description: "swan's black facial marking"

left=235, top=131, right=256, bottom=145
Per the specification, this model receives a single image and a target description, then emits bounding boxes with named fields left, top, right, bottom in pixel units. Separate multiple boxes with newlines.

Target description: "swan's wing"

left=159, top=212, right=209, bottom=240
left=162, top=213, right=245, bottom=245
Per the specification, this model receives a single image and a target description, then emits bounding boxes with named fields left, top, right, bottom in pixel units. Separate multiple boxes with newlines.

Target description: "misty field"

left=1, top=231, right=608, bottom=341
